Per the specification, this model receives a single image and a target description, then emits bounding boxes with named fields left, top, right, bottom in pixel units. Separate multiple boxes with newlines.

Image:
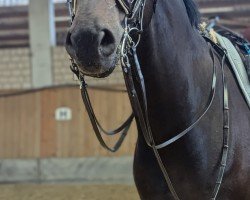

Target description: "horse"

left=65, top=0, right=250, bottom=199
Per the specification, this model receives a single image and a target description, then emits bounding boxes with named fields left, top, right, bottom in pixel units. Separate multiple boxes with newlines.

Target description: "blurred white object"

left=55, top=107, right=72, bottom=121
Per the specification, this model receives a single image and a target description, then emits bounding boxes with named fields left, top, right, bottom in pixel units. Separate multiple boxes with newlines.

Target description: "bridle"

left=66, top=0, right=150, bottom=152
left=67, top=0, right=151, bottom=21
left=66, top=1, right=230, bottom=199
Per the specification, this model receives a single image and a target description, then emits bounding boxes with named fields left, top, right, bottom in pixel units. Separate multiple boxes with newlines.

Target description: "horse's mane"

left=183, top=0, right=200, bottom=28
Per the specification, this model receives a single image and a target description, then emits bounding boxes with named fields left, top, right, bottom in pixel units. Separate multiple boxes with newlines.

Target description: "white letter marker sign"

left=55, top=107, right=72, bottom=121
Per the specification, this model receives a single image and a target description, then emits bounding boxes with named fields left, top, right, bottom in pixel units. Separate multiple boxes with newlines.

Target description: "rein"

left=66, top=1, right=230, bottom=199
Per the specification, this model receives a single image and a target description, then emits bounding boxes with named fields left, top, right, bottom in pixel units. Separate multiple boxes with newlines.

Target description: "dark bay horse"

left=65, top=0, right=250, bottom=199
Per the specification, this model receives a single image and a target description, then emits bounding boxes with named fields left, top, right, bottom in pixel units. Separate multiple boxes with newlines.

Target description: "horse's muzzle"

left=65, top=26, right=117, bottom=77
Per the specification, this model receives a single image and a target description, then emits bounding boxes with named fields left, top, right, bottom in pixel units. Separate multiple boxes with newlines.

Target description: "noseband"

left=66, top=1, right=230, bottom=200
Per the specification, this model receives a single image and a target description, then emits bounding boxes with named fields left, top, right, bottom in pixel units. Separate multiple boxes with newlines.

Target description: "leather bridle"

left=67, top=0, right=148, bottom=20
left=66, top=1, right=230, bottom=199
left=117, top=0, right=143, bottom=17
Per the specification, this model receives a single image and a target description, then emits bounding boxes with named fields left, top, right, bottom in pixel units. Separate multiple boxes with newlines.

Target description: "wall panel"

left=0, top=87, right=137, bottom=158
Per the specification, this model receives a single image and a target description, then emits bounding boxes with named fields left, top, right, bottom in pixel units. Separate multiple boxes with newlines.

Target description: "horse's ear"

left=183, top=0, right=200, bottom=28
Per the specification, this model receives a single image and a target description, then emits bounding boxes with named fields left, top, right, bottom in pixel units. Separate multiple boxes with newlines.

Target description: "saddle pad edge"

left=215, top=33, right=250, bottom=109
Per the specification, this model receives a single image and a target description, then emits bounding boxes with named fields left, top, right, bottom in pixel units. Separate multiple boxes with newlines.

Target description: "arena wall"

left=0, top=86, right=136, bottom=159
left=0, top=48, right=31, bottom=89
left=0, top=47, right=125, bottom=90
left=0, top=47, right=136, bottom=159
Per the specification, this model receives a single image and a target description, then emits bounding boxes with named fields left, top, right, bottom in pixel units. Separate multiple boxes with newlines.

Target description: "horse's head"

left=65, top=0, right=154, bottom=78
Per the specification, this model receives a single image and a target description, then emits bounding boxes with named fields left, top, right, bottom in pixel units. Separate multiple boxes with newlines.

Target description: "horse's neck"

left=137, top=1, right=215, bottom=144
left=133, top=2, right=223, bottom=189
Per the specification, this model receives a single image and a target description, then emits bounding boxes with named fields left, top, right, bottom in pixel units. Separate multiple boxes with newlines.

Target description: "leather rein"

left=66, top=0, right=230, bottom=199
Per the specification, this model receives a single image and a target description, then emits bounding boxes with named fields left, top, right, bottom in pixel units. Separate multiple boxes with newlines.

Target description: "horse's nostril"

left=100, top=29, right=114, bottom=46
left=99, top=29, right=115, bottom=57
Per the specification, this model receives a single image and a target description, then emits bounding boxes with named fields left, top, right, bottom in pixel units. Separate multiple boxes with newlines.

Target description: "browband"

left=70, top=0, right=144, bottom=18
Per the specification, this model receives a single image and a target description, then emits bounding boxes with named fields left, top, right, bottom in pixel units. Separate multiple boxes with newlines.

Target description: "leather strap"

left=69, top=62, right=134, bottom=152
left=155, top=45, right=217, bottom=149
left=79, top=77, right=134, bottom=152
left=117, top=0, right=144, bottom=18
left=73, top=0, right=77, bottom=15
left=121, top=48, right=181, bottom=200
left=121, top=39, right=229, bottom=200
left=211, top=53, right=230, bottom=200
left=117, top=0, right=130, bottom=15
left=67, top=0, right=75, bottom=23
